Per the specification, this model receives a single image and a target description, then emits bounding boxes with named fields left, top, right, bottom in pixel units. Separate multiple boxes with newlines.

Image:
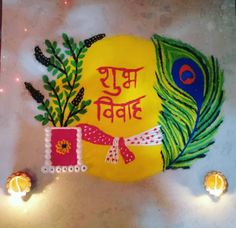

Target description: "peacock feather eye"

left=171, top=58, right=204, bottom=111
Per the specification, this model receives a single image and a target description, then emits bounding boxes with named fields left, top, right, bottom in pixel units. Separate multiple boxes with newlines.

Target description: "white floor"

left=0, top=0, right=236, bottom=227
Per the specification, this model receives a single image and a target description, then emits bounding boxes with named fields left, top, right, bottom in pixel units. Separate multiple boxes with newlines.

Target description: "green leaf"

left=55, top=60, right=61, bottom=68
left=79, top=41, right=84, bottom=47
left=44, top=84, right=51, bottom=91
left=56, top=48, right=61, bottom=55
left=49, top=106, right=53, bottom=113
left=42, top=118, right=49, bottom=126
left=84, top=100, right=92, bottom=106
left=64, top=59, right=69, bottom=66
left=44, top=112, right=49, bottom=119
left=74, top=83, right=80, bottom=89
left=65, top=66, right=71, bottom=73
left=77, top=61, right=83, bottom=67
left=68, top=103, right=73, bottom=111
left=34, top=114, right=44, bottom=122
left=81, top=47, right=87, bottom=53
left=58, top=93, right=63, bottom=100
left=60, top=53, right=65, bottom=60
left=53, top=100, right=59, bottom=105
left=56, top=107, right=61, bottom=115
left=63, top=85, right=71, bottom=90
left=71, top=60, right=76, bottom=67
left=75, top=47, right=79, bottom=55
left=75, top=75, right=81, bottom=82
left=74, top=115, right=80, bottom=121
left=61, top=100, right=65, bottom=106
left=72, top=43, right=77, bottom=50
left=62, top=78, right=67, bottom=83
left=71, top=91, right=76, bottom=97
left=51, top=80, right=56, bottom=87
left=55, top=86, right=60, bottom=93
left=68, top=73, right=73, bottom=81
left=79, top=54, right=85, bottom=59
left=46, top=48, right=53, bottom=54
left=65, top=50, right=71, bottom=55
left=80, top=100, right=91, bottom=107
left=45, top=39, right=52, bottom=48
left=57, top=73, right=64, bottom=79
left=52, top=111, right=56, bottom=118
left=62, top=33, right=69, bottom=41
left=80, top=101, right=86, bottom=109
left=44, top=100, right=50, bottom=107
left=47, top=65, right=53, bottom=72
left=79, top=109, right=87, bottom=114
left=64, top=90, right=69, bottom=97
left=70, top=37, right=74, bottom=44
left=53, top=41, right=57, bottom=49
left=50, top=56, right=55, bottom=64
left=52, top=68, right=58, bottom=76
left=37, top=104, right=46, bottom=111
left=67, top=118, right=74, bottom=126
left=42, top=75, right=49, bottom=83
left=73, top=105, right=79, bottom=111
left=62, top=42, right=69, bottom=48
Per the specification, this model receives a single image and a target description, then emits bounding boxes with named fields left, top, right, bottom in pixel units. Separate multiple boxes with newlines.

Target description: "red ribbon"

left=77, top=124, right=135, bottom=164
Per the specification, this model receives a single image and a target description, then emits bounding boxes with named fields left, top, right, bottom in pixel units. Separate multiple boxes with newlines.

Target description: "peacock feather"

left=151, top=34, right=224, bottom=170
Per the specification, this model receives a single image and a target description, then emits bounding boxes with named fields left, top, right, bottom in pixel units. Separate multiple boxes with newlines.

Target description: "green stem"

left=49, top=63, right=66, bottom=75
left=66, top=38, right=77, bottom=61
left=42, top=101, right=56, bottom=126
left=47, top=81, right=63, bottom=126
left=64, top=106, right=75, bottom=127
left=64, top=106, right=85, bottom=127
left=61, top=44, right=85, bottom=126
left=50, top=45, right=72, bottom=89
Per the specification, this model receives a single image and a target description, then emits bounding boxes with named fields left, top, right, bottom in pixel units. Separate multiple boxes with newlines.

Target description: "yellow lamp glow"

left=6, top=171, right=32, bottom=198
left=204, top=171, right=228, bottom=197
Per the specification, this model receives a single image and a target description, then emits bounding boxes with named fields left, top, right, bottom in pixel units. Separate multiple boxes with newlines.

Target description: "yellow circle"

left=78, top=35, right=163, bottom=182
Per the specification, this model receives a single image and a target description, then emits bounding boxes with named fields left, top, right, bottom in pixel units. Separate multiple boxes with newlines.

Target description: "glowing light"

left=204, top=171, right=228, bottom=198
left=6, top=171, right=32, bottom=198
left=24, top=28, right=28, bottom=32
left=0, top=88, right=4, bottom=93
left=16, top=77, right=20, bottom=82
left=64, top=1, right=68, bottom=5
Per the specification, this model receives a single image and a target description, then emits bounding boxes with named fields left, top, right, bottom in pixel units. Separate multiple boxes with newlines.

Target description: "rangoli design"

left=25, top=33, right=224, bottom=182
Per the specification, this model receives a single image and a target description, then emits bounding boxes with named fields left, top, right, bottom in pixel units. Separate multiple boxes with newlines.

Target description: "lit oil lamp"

left=204, top=171, right=228, bottom=198
left=6, top=171, right=32, bottom=198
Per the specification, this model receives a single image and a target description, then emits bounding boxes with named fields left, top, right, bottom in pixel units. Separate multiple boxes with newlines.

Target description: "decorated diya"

left=6, top=171, right=32, bottom=197
left=25, top=33, right=224, bottom=182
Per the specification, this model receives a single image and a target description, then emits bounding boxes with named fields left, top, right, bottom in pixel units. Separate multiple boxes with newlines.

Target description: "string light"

left=0, top=88, right=4, bottom=93
left=15, top=77, right=20, bottom=82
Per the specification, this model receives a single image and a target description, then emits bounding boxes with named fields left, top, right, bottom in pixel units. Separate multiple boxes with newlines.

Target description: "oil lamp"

left=204, top=171, right=228, bottom=198
left=6, top=171, right=32, bottom=198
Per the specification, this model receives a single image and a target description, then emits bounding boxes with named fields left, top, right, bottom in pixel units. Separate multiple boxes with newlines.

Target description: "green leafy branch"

left=60, top=33, right=87, bottom=126
left=26, top=33, right=106, bottom=127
